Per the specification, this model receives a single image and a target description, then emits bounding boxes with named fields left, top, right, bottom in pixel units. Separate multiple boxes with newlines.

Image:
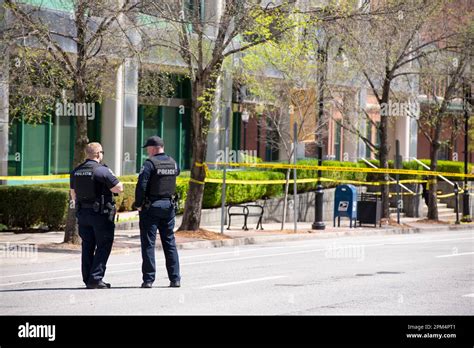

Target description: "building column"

left=409, top=116, right=418, bottom=159
left=342, top=90, right=359, bottom=162
left=121, top=59, right=138, bottom=175
left=101, top=59, right=138, bottom=176
left=101, top=64, right=124, bottom=176
left=206, top=75, right=222, bottom=162
left=357, top=87, right=368, bottom=160
left=394, top=116, right=411, bottom=161
left=207, top=68, right=232, bottom=163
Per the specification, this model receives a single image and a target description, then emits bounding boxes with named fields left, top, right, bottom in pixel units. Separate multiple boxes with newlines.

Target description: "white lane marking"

left=200, top=275, right=288, bottom=289
left=3, top=232, right=472, bottom=279
left=0, top=274, right=80, bottom=286
left=1, top=236, right=473, bottom=287
left=436, top=252, right=474, bottom=258
left=381, top=237, right=474, bottom=245
left=0, top=268, right=79, bottom=278
left=462, top=294, right=474, bottom=297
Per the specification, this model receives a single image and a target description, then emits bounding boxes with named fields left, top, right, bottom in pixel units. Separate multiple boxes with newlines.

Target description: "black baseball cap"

left=142, top=136, right=164, bottom=148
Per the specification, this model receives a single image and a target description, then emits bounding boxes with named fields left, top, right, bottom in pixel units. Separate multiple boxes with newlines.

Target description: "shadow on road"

left=0, top=285, right=174, bottom=292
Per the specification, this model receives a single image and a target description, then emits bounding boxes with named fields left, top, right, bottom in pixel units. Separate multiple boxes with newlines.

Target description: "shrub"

left=0, top=186, right=68, bottom=230
left=275, top=160, right=367, bottom=192
left=202, top=170, right=285, bottom=208
left=358, top=159, right=473, bottom=182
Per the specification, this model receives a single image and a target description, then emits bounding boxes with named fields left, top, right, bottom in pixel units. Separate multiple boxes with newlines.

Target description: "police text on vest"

left=156, top=169, right=176, bottom=175
left=18, top=322, right=56, bottom=341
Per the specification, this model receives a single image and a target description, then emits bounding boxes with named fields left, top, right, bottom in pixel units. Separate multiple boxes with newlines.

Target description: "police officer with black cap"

left=135, top=136, right=181, bottom=289
left=70, top=142, right=123, bottom=289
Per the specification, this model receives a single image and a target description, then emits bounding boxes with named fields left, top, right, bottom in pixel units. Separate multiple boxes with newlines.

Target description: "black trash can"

left=357, top=193, right=382, bottom=227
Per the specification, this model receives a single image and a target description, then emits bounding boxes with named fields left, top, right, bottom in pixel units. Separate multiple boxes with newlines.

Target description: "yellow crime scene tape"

left=190, top=162, right=474, bottom=197
left=0, top=174, right=69, bottom=180
left=204, top=161, right=474, bottom=179
left=2, top=161, right=473, bottom=197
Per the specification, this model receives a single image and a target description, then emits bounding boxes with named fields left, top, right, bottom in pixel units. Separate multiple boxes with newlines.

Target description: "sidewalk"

left=1, top=216, right=472, bottom=264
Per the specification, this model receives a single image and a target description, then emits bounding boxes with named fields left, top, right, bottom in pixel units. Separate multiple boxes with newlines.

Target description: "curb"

left=109, top=223, right=474, bottom=255
left=115, top=220, right=140, bottom=230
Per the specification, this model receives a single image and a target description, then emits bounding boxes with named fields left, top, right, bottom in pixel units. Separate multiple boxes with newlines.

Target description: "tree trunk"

left=63, top=5, right=88, bottom=244
left=428, top=127, right=442, bottom=220
left=63, top=79, right=89, bottom=244
left=64, top=207, right=81, bottom=244
left=178, top=137, right=207, bottom=231
left=179, top=70, right=220, bottom=231
left=379, top=85, right=390, bottom=219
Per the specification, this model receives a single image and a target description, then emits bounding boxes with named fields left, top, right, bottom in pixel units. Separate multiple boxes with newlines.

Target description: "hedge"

left=0, top=186, right=69, bottom=230
left=202, top=170, right=284, bottom=208
left=359, top=159, right=473, bottom=181
left=274, top=159, right=367, bottom=193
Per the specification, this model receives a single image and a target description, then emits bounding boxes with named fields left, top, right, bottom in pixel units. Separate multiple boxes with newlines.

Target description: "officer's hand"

left=137, top=207, right=142, bottom=211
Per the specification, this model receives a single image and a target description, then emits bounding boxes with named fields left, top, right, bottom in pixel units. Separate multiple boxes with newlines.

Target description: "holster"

left=143, top=197, right=151, bottom=211
left=92, top=201, right=101, bottom=213
left=104, top=202, right=116, bottom=223
left=171, top=193, right=179, bottom=213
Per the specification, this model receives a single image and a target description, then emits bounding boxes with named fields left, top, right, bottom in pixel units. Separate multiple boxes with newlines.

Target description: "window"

left=365, top=121, right=372, bottom=159
left=184, top=0, right=205, bottom=32
left=7, top=118, right=21, bottom=176
left=232, top=112, right=242, bottom=152
left=334, top=122, right=341, bottom=161
left=50, top=113, right=72, bottom=174
left=137, top=104, right=191, bottom=171
left=23, top=121, right=48, bottom=175
left=438, top=142, right=450, bottom=161
left=375, top=121, right=381, bottom=155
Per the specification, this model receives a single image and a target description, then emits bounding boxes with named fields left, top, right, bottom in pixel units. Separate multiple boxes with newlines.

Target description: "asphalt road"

left=1, top=229, right=473, bottom=315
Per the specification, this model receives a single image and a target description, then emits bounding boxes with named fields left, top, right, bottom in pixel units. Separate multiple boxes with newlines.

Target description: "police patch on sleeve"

left=108, top=168, right=115, bottom=176
left=139, top=166, right=145, bottom=175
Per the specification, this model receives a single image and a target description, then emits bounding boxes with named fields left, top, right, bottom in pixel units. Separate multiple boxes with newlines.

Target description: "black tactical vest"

left=73, top=160, right=102, bottom=204
left=146, top=156, right=178, bottom=200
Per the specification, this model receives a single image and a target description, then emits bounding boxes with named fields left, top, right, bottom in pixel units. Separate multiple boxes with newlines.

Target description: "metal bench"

left=227, top=204, right=264, bottom=231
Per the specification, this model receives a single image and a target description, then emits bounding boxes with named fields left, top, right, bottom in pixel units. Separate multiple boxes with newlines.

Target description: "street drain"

left=376, top=271, right=404, bottom=274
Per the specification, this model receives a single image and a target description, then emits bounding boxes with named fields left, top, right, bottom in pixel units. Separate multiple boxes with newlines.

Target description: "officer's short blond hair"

left=85, top=142, right=102, bottom=159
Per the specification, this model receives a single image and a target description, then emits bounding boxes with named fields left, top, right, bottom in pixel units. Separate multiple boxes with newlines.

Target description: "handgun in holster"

left=171, top=193, right=179, bottom=213
left=94, top=195, right=116, bottom=222
left=92, top=201, right=101, bottom=213
left=104, top=202, right=116, bottom=223
left=143, top=197, right=151, bottom=210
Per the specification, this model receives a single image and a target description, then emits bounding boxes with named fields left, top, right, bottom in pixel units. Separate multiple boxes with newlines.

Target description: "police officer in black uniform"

left=70, top=142, right=123, bottom=289
left=135, top=136, right=181, bottom=288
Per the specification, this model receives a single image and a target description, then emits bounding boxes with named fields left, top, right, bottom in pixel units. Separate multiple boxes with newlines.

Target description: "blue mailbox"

left=334, top=184, right=357, bottom=228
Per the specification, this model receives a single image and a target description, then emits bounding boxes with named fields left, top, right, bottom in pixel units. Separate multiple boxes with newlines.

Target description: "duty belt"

left=78, top=201, right=114, bottom=209
left=78, top=202, right=96, bottom=209
left=150, top=196, right=172, bottom=201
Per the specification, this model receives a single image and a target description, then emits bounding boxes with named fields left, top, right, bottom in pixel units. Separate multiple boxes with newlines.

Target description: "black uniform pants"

left=139, top=200, right=180, bottom=283
left=77, top=208, right=115, bottom=285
